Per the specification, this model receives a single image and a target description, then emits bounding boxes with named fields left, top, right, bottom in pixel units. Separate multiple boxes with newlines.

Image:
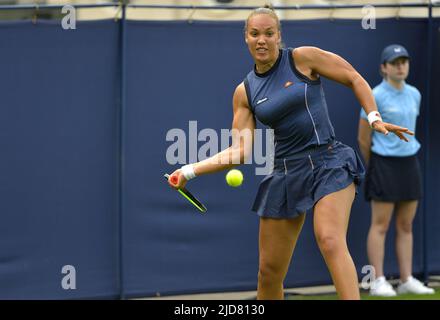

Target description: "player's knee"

left=258, top=260, right=284, bottom=285
left=316, top=233, right=344, bottom=256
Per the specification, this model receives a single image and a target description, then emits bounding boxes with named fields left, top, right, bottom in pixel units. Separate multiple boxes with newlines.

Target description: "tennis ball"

left=226, top=169, right=243, bottom=187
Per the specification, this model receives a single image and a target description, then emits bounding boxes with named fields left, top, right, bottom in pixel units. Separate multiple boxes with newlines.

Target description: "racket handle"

left=170, top=175, right=178, bottom=185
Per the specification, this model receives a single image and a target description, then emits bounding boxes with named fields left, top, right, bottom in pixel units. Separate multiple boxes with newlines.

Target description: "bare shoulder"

left=234, top=82, right=246, bottom=97
left=234, top=81, right=246, bottom=95
left=233, top=82, right=249, bottom=110
left=293, top=46, right=326, bottom=62
left=292, top=47, right=326, bottom=80
left=232, top=82, right=255, bottom=129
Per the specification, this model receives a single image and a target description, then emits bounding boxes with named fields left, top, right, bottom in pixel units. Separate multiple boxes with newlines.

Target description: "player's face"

left=381, top=57, right=409, bottom=82
left=245, top=14, right=281, bottom=66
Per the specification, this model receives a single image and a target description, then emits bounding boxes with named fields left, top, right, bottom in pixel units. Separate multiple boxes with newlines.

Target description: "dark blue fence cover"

left=0, top=20, right=120, bottom=299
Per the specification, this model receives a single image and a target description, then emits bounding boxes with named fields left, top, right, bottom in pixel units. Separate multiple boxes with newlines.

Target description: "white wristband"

left=181, top=164, right=196, bottom=180
left=367, top=111, right=382, bottom=127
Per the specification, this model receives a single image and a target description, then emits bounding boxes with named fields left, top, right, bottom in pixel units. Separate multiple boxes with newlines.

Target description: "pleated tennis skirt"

left=252, top=141, right=365, bottom=219
left=364, top=152, right=422, bottom=202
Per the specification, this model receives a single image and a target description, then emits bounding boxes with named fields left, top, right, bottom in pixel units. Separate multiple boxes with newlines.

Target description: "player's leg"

left=313, top=183, right=359, bottom=300
left=367, top=200, right=394, bottom=277
left=394, top=200, right=418, bottom=281
left=257, top=214, right=305, bottom=300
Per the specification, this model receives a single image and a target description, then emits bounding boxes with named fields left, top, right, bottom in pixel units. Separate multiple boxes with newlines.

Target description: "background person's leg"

left=395, top=200, right=418, bottom=281
left=394, top=200, right=433, bottom=294
left=367, top=200, right=395, bottom=277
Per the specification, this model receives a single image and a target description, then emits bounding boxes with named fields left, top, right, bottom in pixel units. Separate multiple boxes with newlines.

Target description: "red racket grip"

left=170, top=175, right=178, bottom=185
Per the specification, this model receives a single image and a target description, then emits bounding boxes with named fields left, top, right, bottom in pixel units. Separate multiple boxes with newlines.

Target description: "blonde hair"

left=244, top=4, right=281, bottom=33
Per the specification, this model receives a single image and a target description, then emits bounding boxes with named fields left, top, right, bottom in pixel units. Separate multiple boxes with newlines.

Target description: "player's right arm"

left=168, top=83, right=256, bottom=189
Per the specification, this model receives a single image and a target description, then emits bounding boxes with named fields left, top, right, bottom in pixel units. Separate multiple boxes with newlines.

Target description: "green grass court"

left=286, top=288, right=440, bottom=300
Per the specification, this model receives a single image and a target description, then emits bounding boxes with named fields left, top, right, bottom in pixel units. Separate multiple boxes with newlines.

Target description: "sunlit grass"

left=286, top=288, right=440, bottom=300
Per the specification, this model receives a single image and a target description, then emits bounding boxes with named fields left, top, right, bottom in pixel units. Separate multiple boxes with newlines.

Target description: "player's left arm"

left=294, top=46, right=413, bottom=141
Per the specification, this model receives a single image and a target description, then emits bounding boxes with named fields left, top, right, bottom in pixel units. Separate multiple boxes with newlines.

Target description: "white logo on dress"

left=256, top=97, right=268, bottom=105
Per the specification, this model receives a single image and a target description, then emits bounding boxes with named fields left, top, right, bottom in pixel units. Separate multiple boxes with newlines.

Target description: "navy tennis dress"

left=244, top=48, right=365, bottom=218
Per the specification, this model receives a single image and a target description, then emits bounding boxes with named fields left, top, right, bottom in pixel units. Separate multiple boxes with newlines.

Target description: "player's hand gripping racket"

left=164, top=173, right=207, bottom=213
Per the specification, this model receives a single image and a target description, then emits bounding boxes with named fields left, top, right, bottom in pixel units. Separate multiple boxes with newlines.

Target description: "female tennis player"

left=168, top=6, right=413, bottom=300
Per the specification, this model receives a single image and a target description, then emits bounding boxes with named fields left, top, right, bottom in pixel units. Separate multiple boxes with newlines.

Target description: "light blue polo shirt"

left=360, top=79, right=421, bottom=157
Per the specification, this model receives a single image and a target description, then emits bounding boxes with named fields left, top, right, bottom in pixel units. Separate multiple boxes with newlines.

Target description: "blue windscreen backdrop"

left=0, top=20, right=120, bottom=299
left=0, top=18, right=439, bottom=299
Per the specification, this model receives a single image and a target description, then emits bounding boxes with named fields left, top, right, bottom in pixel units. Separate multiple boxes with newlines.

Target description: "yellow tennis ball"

left=226, top=169, right=243, bottom=187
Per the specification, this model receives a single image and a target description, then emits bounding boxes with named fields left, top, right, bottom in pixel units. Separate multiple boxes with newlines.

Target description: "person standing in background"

left=358, top=44, right=434, bottom=297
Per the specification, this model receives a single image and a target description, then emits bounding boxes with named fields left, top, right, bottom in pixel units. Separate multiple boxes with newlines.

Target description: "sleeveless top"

left=244, top=48, right=335, bottom=158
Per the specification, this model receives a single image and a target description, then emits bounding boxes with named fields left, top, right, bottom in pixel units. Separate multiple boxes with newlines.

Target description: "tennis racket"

left=164, top=173, right=207, bottom=213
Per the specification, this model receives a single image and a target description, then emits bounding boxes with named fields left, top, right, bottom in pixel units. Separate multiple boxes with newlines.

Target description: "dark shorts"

left=364, top=152, right=422, bottom=202
left=252, top=141, right=365, bottom=219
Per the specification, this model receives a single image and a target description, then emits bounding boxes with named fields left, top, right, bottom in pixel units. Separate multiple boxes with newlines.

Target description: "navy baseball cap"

left=381, top=44, right=410, bottom=64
